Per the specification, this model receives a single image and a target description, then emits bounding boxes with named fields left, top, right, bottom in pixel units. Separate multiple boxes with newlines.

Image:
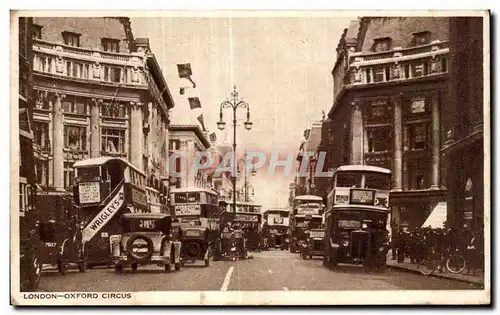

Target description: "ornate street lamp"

left=218, top=86, right=253, bottom=214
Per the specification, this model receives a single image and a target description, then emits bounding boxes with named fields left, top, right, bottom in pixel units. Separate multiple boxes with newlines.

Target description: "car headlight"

left=342, top=240, right=349, bottom=247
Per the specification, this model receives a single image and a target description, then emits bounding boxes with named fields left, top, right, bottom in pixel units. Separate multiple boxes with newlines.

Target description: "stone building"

left=168, top=124, right=211, bottom=189
left=18, top=17, right=36, bottom=215
left=295, top=121, right=323, bottom=197
left=30, top=17, right=174, bottom=195
left=443, top=17, right=485, bottom=230
left=324, top=17, right=450, bottom=230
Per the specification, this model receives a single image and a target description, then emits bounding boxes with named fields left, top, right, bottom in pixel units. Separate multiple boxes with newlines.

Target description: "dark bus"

left=290, top=195, right=324, bottom=253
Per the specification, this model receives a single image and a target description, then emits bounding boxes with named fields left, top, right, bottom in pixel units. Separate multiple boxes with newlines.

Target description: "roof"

left=303, top=122, right=322, bottom=153
left=264, top=208, right=290, bottom=213
left=169, top=124, right=211, bottom=148
left=335, top=165, right=391, bottom=174
left=223, top=200, right=262, bottom=207
left=294, top=195, right=323, bottom=201
left=122, top=213, right=171, bottom=220
left=73, top=157, right=145, bottom=176
left=170, top=187, right=219, bottom=195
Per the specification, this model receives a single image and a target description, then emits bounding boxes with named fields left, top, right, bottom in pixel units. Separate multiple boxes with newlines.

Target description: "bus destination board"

left=175, top=204, right=201, bottom=216
left=350, top=189, right=375, bottom=205
left=78, top=182, right=100, bottom=204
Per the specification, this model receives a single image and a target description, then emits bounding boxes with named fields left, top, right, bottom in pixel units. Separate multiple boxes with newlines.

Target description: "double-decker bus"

left=290, top=195, right=324, bottom=253
left=262, top=208, right=291, bottom=250
left=73, top=157, right=151, bottom=266
left=221, top=201, right=262, bottom=251
left=323, top=165, right=391, bottom=270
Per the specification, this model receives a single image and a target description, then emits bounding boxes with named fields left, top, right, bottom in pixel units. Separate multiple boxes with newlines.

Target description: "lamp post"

left=217, top=86, right=253, bottom=216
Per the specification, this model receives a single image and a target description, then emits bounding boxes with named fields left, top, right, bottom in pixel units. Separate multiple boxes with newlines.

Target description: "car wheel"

left=115, top=264, right=123, bottom=273
left=204, top=258, right=210, bottom=267
left=175, top=262, right=181, bottom=271
left=301, top=253, right=306, bottom=260
left=309, top=256, right=313, bottom=259
left=58, top=257, right=68, bottom=276
left=131, top=263, right=138, bottom=271
left=77, top=260, right=87, bottom=273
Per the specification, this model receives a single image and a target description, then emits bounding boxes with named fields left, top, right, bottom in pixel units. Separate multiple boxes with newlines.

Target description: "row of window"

left=371, top=31, right=432, bottom=53
left=33, top=122, right=127, bottom=153
left=366, top=122, right=431, bottom=153
left=362, top=58, right=448, bottom=84
left=32, top=25, right=121, bottom=53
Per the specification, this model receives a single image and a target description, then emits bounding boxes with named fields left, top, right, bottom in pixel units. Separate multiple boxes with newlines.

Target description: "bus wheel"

left=115, top=264, right=123, bottom=274
left=131, top=263, right=138, bottom=271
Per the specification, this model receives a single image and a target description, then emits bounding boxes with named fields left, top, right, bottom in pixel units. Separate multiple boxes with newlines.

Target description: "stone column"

left=179, top=140, right=188, bottom=188
left=431, top=91, right=440, bottom=189
left=52, top=93, right=64, bottom=191
left=186, top=140, right=196, bottom=188
left=350, top=100, right=364, bottom=165
left=129, top=101, right=143, bottom=171
left=90, top=98, right=101, bottom=158
left=392, top=94, right=403, bottom=191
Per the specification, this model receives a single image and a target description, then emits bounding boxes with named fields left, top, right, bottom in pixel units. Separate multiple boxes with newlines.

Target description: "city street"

left=37, top=251, right=479, bottom=292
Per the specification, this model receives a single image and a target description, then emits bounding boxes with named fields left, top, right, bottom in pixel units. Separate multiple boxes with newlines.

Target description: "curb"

left=387, top=263, right=484, bottom=286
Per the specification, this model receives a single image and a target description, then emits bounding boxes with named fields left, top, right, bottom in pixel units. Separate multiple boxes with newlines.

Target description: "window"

left=408, top=123, right=428, bottom=150
left=412, top=31, right=431, bottom=46
left=372, top=37, right=391, bottom=52
left=104, top=66, right=122, bottom=83
left=19, top=181, right=29, bottom=213
left=33, top=122, right=49, bottom=148
left=336, top=172, right=362, bottom=188
left=367, top=127, right=392, bottom=152
left=101, top=128, right=125, bottom=154
left=365, top=173, right=391, bottom=190
left=101, top=38, right=120, bottom=53
left=35, top=160, right=49, bottom=186
left=411, top=62, right=425, bottom=78
left=373, top=67, right=385, bottom=83
left=62, top=31, right=80, bottom=47
left=32, top=24, right=42, bottom=40
left=365, top=69, right=372, bottom=83
left=62, top=96, right=87, bottom=114
left=64, top=125, right=87, bottom=150
left=64, top=162, right=75, bottom=189
left=370, top=102, right=388, bottom=119
left=169, top=139, right=181, bottom=151
left=101, top=102, right=126, bottom=118
left=408, top=159, right=429, bottom=190
left=36, top=55, right=52, bottom=73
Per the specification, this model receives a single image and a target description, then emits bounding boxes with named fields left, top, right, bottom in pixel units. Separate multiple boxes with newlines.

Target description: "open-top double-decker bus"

left=73, top=157, right=151, bottom=266
left=323, top=165, right=391, bottom=270
left=290, top=195, right=324, bottom=253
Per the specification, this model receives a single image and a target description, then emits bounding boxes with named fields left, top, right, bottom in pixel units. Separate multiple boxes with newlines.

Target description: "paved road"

left=37, top=250, right=479, bottom=292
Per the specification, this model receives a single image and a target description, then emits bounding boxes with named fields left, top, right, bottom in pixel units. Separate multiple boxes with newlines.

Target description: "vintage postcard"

left=10, top=10, right=490, bottom=305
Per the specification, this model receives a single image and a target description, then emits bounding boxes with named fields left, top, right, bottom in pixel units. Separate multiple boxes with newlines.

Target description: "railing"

left=32, top=39, right=146, bottom=86
left=346, top=40, right=449, bottom=86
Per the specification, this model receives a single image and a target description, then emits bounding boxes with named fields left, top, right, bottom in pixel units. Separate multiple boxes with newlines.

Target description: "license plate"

left=186, top=230, right=199, bottom=237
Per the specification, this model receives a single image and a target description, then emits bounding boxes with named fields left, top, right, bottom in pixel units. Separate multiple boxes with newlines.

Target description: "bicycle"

left=417, top=247, right=439, bottom=276
left=446, top=249, right=466, bottom=274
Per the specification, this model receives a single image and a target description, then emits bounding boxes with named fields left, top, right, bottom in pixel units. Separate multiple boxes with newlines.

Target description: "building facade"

left=325, top=17, right=450, bottom=231
left=30, top=17, right=174, bottom=195
left=169, top=124, right=212, bottom=189
left=295, top=121, right=323, bottom=197
left=443, top=17, right=485, bottom=231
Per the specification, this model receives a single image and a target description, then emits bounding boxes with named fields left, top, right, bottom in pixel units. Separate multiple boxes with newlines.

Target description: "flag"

left=209, top=132, right=217, bottom=142
left=179, top=87, right=186, bottom=95
left=177, top=63, right=193, bottom=78
left=197, top=114, right=206, bottom=131
left=188, top=97, right=202, bottom=110
left=177, top=63, right=197, bottom=88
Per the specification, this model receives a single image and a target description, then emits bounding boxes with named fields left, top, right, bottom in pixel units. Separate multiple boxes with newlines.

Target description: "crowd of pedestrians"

left=391, top=224, right=484, bottom=276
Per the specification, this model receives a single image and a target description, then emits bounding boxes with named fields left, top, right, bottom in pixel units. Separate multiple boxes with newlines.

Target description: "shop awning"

left=422, top=202, right=447, bottom=228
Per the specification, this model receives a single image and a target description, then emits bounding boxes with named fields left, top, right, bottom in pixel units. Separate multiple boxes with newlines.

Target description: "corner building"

left=30, top=17, right=174, bottom=196
left=326, top=17, right=450, bottom=231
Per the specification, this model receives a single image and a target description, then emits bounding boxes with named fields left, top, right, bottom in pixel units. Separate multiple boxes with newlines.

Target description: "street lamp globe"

left=217, top=120, right=226, bottom=130
left=251, top=167, right=257, bottom=176
left=244, top=120, right=253, bottom=130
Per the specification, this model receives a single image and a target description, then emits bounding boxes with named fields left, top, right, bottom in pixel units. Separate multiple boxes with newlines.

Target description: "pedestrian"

left=464, top=229, right=482, bottom=276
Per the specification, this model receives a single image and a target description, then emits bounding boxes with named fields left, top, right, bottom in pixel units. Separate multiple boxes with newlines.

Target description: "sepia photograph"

left=10, top=10, right=490, bottom=305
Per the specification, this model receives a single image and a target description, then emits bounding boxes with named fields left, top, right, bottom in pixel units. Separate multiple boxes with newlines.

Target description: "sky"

left=131, top=15, right=354, bottom=209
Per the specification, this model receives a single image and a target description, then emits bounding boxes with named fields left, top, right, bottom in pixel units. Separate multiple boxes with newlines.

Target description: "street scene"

left=14, top=12, right=488, bottom=304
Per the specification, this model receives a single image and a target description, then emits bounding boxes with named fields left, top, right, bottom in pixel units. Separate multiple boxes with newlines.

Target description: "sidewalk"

left=386, top=252, right=485, bottom=286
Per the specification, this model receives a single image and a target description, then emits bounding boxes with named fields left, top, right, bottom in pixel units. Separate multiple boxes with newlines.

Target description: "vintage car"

left=110, top=213, right=182, bottom=273
left=300, top=229, right=325, bottom=259
left=37, top=194, right=86, bottom=275
left=178, top=222, right=211, bottom=267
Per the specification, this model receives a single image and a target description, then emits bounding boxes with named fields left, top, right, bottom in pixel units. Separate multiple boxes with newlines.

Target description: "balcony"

left=346, top=40, right=449, bottom=86
left=32, top=39, right=147, bottom=86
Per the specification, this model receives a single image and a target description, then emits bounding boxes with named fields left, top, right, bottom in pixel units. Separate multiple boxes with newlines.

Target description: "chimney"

left=134, top=38, right=150, bottom=53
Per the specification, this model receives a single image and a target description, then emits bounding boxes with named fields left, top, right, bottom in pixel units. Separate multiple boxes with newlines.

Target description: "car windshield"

left=77, top=167, right=100, bottom=181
